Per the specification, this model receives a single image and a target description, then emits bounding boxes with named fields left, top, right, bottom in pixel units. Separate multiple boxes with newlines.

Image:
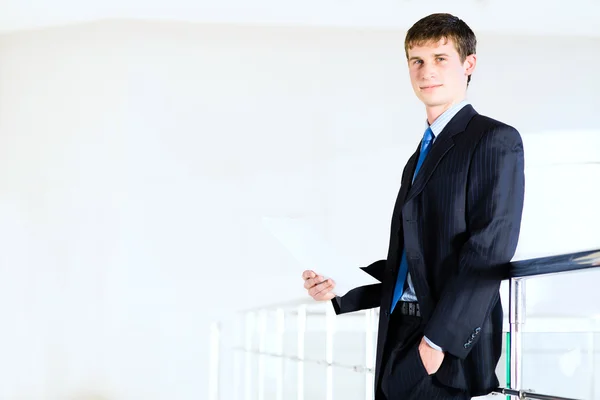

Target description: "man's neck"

left=426, top=97, right=466, bottom=125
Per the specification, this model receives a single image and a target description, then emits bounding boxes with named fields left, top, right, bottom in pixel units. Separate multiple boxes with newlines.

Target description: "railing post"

left=326, top=305, right=335, bottom=400
left=234, top=315, right=242, bottom=400
left=245, top=312, right=255, bottom=400
left=297, top=304, right=306, bottom=400
left=509, top=278, right=526, bottom=391
left=365, top=309, right=375, bottom=400
left=258, top=309, right=267, bottom=400
left=209, top=321, right=221, bottom=400
left=276, top=308, right=285, bottom=400
left=590, top=316, right=599, bottom=400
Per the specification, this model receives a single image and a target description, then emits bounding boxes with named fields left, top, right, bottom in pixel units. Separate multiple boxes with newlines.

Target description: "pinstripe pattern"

left=380, top=315, right=469, bottom=400
left=401, top=100, right=470, bottom=303
left=332, top=105, right=525, bottom=399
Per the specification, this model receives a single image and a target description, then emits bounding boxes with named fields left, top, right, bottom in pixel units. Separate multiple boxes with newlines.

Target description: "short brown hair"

left=405, top=13, right=477, bottom=84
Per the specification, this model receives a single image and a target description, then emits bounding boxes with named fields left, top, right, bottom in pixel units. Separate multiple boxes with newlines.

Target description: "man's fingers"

left=307, top=278, right=328, bottom=295
left=302, top=271, right=336, bottom=302
left=309, top=279, right=334, bottom=298
left=302, top=270, right=316, bottom=280
left=304, top=278, right=312, bottom=290
left=304, top=275, right=325, bottom=290
left=308, top=282, right=322, bottom=297
left=418, top=338, right=445, bottom=375
left=317, top=292, right=335, bottom=301
left=315, top=280, right=336, bottom=300
left=315, top=283, right=333, bottom=299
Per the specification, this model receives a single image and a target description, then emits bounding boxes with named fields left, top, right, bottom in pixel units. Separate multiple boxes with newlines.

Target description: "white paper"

left=262, top=216, right=379, bottom=296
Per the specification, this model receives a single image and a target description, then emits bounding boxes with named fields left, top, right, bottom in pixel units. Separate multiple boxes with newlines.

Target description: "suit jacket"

left=331, top=105, right=525, bottom=397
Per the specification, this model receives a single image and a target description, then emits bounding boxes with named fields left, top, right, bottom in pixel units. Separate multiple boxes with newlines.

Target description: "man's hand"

left=302, top=270, right=336, bottom=301
left=418, top=337, right=445, bottom=375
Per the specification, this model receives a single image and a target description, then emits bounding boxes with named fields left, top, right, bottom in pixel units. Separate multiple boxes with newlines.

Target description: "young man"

left=302, top=13, right=525, bottom=400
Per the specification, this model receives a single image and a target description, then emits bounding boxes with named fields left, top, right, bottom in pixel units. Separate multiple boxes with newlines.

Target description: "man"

left=302, top=13, right=525, bottom=400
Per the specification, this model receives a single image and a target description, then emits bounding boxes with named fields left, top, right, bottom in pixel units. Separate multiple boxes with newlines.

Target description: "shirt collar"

left=426, top=100, right=470, bottom=138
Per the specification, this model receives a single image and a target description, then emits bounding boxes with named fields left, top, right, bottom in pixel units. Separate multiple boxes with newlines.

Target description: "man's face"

left=407, top=38, right=476, bottom=111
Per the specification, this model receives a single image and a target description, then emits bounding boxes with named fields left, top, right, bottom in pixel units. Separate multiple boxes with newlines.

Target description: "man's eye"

left=414, top=60, right=423, bottom=65
left=437, top=57, right=446, bottom=62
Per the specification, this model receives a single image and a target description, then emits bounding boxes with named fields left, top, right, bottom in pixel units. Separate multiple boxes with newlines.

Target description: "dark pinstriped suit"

left=331, top=105, right=525, bottom=399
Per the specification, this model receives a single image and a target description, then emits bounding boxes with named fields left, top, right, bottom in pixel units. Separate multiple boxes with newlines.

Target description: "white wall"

left=0, top=21, right=599, bottom=399
left=0, top=25, right=131, bottom=400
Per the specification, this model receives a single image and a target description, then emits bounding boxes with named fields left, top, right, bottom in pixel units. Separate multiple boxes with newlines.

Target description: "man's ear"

left=464, top=54, right=477, bottom=77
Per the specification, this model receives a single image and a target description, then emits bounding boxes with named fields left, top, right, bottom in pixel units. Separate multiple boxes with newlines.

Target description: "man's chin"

left=422, top=99, right=448, bottom=108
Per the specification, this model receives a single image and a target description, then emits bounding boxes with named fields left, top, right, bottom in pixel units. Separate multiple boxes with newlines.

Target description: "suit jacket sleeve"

left=423, top=126, right=525, bottom=359
left=331, top=260, right=385, bottom=315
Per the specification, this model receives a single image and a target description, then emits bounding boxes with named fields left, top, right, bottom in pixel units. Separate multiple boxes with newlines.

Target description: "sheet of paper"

left=262, top=216, right=379, bottom=296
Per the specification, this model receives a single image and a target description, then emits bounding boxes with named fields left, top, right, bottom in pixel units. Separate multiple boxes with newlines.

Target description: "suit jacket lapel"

left=404, top=105, right=478, bottom=204
left=397, top=147, right=420, bottom=206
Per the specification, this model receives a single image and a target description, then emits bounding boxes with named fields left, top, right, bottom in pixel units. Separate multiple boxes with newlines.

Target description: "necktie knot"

left=411, top=127, right=435, bottom=185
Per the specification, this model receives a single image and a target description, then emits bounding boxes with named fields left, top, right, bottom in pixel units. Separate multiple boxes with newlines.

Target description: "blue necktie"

left=390, top=127, right=435, bottom=312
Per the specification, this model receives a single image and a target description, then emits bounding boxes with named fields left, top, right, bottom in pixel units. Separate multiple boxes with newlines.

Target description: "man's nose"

left=420, top=64, right=436, bottom=80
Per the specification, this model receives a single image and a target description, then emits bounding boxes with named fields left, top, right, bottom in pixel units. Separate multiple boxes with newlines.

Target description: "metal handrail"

left=508, top=249, right=600, bottom=278
left=493, top=387, right=581, bottom=400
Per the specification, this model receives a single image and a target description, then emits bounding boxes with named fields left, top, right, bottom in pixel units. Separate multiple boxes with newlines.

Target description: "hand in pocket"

left=417, top=337, right=445, bottom=375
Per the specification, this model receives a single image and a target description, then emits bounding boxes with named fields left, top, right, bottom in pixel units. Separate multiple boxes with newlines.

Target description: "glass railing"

left=502, top=249, right=600, bottom=400
left=216, top=248, right=600, bottom=400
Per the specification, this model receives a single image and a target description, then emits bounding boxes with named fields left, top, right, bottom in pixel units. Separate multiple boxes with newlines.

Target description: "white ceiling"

left=2, top=0, right=600, bottom=37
